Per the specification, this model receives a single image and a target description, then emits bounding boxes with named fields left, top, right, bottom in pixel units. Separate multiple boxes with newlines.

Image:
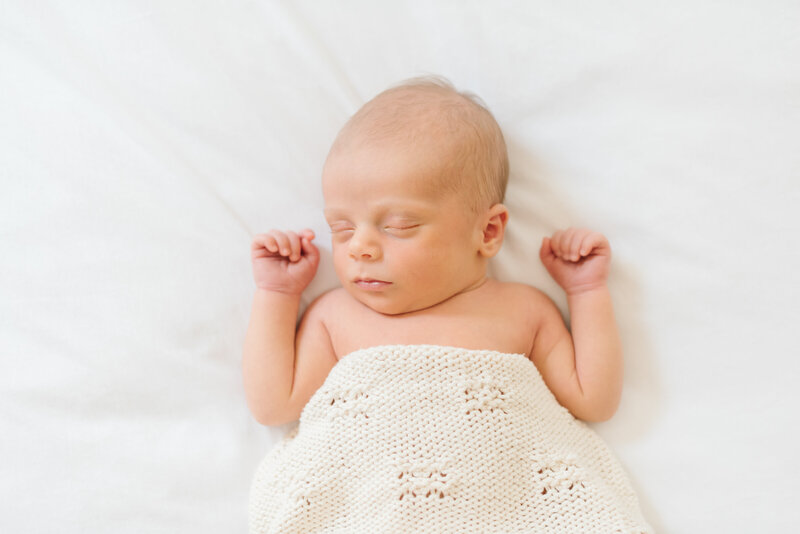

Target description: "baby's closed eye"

left=384, top=222, right=418, bottom=229
left=383, top=221, right=420, bottom=235
left=382, top=213, right=420, bottom=227
left=328, top=221, right=354, bottom=233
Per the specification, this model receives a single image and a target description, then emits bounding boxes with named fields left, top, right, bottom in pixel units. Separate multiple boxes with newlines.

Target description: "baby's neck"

left=378, top=274, right=493, bottom=319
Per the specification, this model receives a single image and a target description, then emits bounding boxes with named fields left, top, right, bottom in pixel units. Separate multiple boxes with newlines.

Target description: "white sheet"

left=2, top=1, right=798, bottom=532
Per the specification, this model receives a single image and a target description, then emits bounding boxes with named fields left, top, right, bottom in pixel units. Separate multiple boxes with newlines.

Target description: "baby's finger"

left=300, top=228, right=315, bottom=241
left=567, top=228, right=589, bottom=261
left=252, top=233, right=279, bottom=254
left=579, top=232, right=610, bottom=256
left=550, top=230, right=566, bottom=259
left=286, top=231, right=302, bottom=262
left=301, top=236, right=320, bottom=267
left=270, top=231, right=292, bottom=258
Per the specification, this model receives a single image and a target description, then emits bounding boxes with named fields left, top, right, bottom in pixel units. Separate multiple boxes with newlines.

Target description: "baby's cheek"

left=408, top=248, right=449, bottom=278
left=331, top=249, right=349, bottom=275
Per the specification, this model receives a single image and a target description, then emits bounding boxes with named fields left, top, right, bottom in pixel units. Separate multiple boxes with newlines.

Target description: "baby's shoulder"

left=304, top=287, right=349, bottom=314
left=487, top=280, right=562, bottom=319
left=490, top=279, right=554, bottom=303
left=302, top=287, right=362, bottom=324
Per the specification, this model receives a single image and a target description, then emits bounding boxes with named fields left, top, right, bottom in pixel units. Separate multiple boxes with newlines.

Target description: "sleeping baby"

left=244, top=77, right=652, bottom=533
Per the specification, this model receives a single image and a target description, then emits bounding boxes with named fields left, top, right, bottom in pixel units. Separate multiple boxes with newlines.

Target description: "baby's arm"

left=533, top=228, right=622, bottom=422
left=242, top=229, right=337, bottom=426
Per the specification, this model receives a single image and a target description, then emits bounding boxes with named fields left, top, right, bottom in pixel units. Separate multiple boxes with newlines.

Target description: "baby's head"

left=322, top=77, right=510, bottom=315
left=327, top=77, right=508, bottom=213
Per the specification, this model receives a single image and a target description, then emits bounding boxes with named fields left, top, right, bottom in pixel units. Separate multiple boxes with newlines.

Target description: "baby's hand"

left=251, top=229, right=320, bottom=295
left=539, top=228, right=611, bottom=295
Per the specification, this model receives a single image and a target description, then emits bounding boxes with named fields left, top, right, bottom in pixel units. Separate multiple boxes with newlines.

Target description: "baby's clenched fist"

left=251, top=229, right=320, bottom=295
left=539, top=228, right=611, bottom=295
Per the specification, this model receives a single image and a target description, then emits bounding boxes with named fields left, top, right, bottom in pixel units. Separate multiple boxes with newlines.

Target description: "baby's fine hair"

left=333, top=75, right=509, bottom=211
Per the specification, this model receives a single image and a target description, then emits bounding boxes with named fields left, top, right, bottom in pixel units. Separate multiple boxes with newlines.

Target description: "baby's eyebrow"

left=322, top=208, right=347, bottom=219
left=383, top=211, right=420, bottom=220
left=323, top=199, right=436, bottom=220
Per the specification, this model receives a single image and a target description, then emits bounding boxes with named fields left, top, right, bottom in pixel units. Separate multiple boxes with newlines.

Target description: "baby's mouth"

left=354, top=278, right=392, bottom=290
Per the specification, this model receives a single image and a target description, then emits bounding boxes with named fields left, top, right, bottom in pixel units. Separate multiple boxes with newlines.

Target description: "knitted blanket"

left=249, top=345, right=652, bottom=533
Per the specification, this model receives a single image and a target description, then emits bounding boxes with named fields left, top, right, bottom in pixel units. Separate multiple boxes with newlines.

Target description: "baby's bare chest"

left=326, top=287, right=539, bottom=360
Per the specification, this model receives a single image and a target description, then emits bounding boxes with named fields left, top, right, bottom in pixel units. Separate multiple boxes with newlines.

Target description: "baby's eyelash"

left=384, top=224, right=420, bottom=233
left=327, top=221, right=353, bottom=232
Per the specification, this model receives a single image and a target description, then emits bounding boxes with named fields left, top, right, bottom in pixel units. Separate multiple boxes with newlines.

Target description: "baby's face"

left=322, top=138, right=486, bottom=315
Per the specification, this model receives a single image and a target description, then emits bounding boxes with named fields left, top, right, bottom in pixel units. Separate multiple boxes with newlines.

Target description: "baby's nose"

left=348, top=230, right=381, bottom=260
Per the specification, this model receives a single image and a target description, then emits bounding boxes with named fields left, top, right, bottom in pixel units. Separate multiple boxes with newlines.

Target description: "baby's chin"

left=346, top=287, right=433, bottom=317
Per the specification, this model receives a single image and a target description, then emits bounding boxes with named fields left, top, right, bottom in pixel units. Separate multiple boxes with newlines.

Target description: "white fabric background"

left=2, top=1, right=798, bottom=532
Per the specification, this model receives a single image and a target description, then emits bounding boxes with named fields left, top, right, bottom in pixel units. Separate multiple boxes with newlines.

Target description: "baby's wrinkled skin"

left=243, top=82, right=622, bottom=427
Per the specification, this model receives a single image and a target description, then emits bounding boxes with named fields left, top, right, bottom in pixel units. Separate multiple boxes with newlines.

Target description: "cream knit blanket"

left=249, top=345, right=652, bottom=533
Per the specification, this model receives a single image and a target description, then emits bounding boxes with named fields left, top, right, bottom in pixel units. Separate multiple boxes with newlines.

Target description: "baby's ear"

left=478, top=204, right=509, bottom=258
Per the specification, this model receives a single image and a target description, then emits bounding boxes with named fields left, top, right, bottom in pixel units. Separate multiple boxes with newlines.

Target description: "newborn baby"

left=244, top=77, right=650, bottom=533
